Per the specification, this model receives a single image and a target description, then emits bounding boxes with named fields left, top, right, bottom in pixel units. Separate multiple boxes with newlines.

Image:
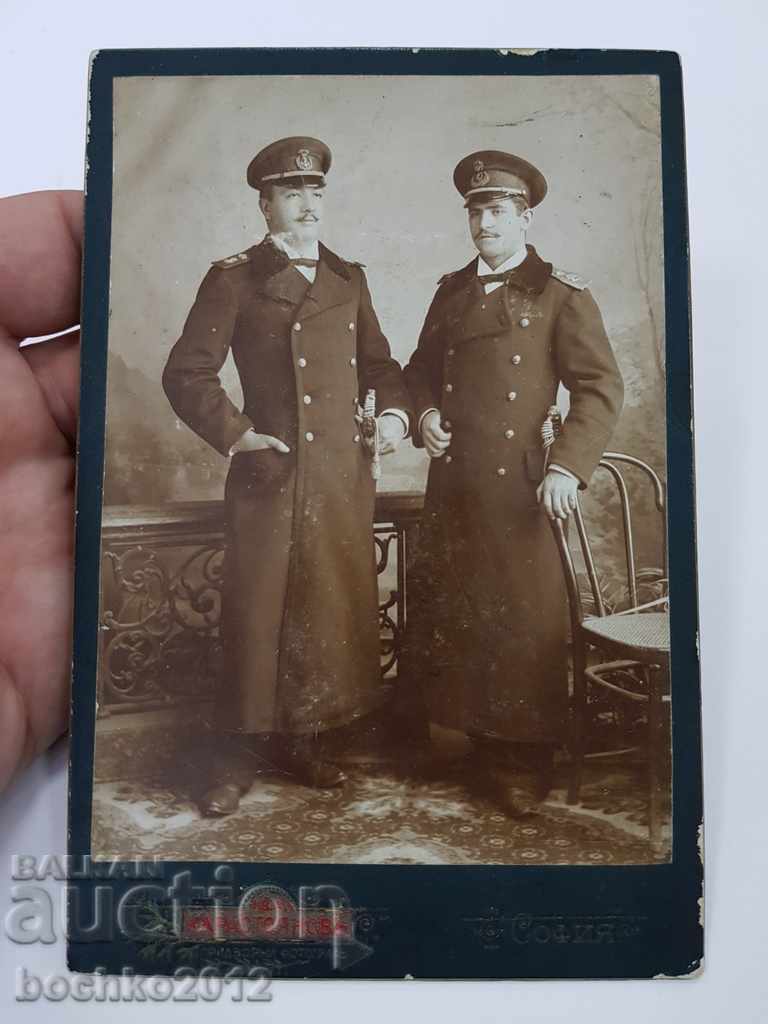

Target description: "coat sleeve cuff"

left=547, top=463, right=579, bottom=482
left=546, top=452, right=589, bottom=489
left=220, top=414, right=256, bottom=457
left=417, top=407, right=440, bottom=436
left=379, top=408, right=410, bottom=438
left=228, top=426, right=255, bottom=456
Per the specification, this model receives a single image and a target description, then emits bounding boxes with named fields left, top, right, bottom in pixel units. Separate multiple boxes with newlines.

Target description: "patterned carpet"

left=91, top=745, right=670, bottom=865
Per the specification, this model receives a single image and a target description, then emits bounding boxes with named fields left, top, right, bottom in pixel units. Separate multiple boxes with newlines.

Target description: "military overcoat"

left=402, top=245, right=624, bottom=744
left=162, top=238, right=411, bottom=736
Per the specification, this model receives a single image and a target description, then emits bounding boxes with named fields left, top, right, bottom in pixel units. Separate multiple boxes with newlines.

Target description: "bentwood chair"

left=549, top=453, right=670, bottom=851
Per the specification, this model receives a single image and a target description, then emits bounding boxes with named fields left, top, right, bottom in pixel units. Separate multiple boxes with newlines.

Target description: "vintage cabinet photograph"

left=85, top=65, right=677, bottom=872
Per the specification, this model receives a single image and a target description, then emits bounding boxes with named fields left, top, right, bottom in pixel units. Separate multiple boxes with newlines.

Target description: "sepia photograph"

left=87, top=68, right=675, bottom=869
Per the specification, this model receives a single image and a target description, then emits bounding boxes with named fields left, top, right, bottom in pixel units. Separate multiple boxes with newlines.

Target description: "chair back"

left=550, top=452, right=666, bottom=626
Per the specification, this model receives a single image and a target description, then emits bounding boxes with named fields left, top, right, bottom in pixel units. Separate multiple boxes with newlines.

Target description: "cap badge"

left=295, top=148, right=313, bottom=171
left=471, top=160, right=490, bottom=187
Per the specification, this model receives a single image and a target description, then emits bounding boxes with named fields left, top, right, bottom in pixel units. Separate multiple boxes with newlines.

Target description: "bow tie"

left=289, top=258, right=319, bottom=268
left=478, top=271, right=515, bottom=285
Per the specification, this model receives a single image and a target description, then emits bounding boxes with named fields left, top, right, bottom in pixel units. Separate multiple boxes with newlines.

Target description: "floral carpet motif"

left=91, top=756, right=669, bottom=865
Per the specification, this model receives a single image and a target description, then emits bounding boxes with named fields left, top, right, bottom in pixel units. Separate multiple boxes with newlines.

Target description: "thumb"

left=265, top=435, right=291, bottom=453
left=536, top=481, right=544, bottom=502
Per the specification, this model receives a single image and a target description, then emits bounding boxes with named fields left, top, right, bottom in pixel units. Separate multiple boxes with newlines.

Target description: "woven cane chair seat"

left=582, top=612, right=670, bottom=656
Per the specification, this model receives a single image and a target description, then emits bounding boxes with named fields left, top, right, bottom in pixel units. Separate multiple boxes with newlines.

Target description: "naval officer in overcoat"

left=162, top=137, right=412, bottom=816
left=403, top=150, right=624, bottom=816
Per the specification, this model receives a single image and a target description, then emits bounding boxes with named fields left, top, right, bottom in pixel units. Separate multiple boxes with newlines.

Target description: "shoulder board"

left=212, top=251, right=250, bottom=269
left=344, top=259, right=366, bottom=269
left=437, top=269, right=460, bottom=286
left=551, top=266, right=589, bottom=290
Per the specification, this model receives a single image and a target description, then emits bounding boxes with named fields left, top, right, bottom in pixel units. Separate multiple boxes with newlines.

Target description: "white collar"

left=267, top=232, right=319, bottom=261
left=477, top=244, right=528, bottom=277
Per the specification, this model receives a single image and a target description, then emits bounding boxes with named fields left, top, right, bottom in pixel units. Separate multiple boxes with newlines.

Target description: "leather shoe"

left=285, top=754, right=347, bottom=789
left=199, top=781, right=250, bottom=817
left=258, top=735, right=348, bottom=789
left=468, top=737, right=555, bottom=815
left=484, top=767, right=542, bottom=818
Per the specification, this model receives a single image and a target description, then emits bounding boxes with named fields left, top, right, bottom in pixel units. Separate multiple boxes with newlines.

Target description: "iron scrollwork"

left=99, top=497, right=421, bottom=714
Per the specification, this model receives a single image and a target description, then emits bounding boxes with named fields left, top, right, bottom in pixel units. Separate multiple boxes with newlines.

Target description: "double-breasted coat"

left=402, top=244, right=624, bottom=744
left=162, top=238, right=411, bottom=736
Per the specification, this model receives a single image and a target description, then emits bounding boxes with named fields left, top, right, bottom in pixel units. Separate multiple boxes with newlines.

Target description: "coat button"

left=305, top=431, right=314, bottom=442
left=447, top=348, right=455, bottom=356
left=445, top=454, right=452, bottom=463
left=297, top=357, right=307, bottom=368
left=512, top=354, right=522, bottom=365
left=505, top=429, right=515, bottom=439
left=445, top=383, right=453, bottom=393
left=497, top=467, right=507, bottom=476
left=507, top=391, right=517, bottom=401
left=293, top=322, right=302, bottom=331
left=303, top=395, right=312, bottom=405
left=350, top=357, right=357, bottom=366
left=348, top=322, right=355, bottom=330
left=519, top=317, right=530, bottom=328
left=480, top=303, right=486, bottom=310
left=353, top=434, right=360, bottom=443
left=443, top=419, right=452, bottom=430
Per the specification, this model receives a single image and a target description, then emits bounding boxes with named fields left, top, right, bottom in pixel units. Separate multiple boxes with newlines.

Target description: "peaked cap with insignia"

left=247, top=136, right=331, bottom=190
left=453, top=150, right=548, bottom=208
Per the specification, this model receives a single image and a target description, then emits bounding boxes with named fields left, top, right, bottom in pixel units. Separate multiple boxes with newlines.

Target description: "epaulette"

left=437, top=269, right=460, bottom=286
left=551, top=266, right=589, bottom=290
left=344, top=259, right=366, bottom=269
left=212, top=251, right=251, bottom=269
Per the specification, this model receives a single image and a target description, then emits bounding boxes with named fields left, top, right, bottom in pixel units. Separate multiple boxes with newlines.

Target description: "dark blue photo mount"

left=68, top=47, right=702, bottom=981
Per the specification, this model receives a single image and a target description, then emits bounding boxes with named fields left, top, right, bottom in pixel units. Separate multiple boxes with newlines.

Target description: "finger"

left=543, top=491, right=555, bottom=519
left=433, top=426, right=452, bottom=442
left=265, top=435, right=290, bottom=453
left=536, top=482, right=544, bottom=503
left=556, top=492, right=569, bottom=519
left=20, top=328, right=80, bottom=444
left=0, top=665, right=31, bottom=793
left=549, top=487, right=562, bottom=518
left=0, top=191, right=83, bottom=341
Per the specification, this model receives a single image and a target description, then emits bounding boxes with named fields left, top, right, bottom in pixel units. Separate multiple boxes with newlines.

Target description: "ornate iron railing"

left=98, top=493, right=424, bottom=715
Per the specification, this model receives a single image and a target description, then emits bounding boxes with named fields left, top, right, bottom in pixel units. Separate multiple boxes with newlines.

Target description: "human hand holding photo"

left=0, top=189, right=82, bottom=793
